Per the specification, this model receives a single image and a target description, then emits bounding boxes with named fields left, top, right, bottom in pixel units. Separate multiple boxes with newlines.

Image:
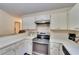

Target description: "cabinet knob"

left=24, top=53, right=30, bottom=55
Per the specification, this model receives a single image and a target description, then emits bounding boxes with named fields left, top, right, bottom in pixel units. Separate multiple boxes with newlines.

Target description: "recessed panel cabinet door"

left=69, top=4, right=79, bottom=31
left=15, top=40, right=25, bottom=55
left=24, top=39, right=32, bottom=54
left=22, top=16, right=36, bottom=29
left=49, top=42, right=63, bottom=55
left=50, top=12, right=67, bottom=30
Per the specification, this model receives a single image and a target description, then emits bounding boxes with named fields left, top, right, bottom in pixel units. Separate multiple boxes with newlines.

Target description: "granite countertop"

left=0, top=33, right=36, bottom=49
left=50, top=37, right=79, bottom=55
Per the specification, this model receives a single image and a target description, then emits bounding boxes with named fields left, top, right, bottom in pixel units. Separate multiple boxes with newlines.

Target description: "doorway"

left=14, top=22, right=20, bottom=33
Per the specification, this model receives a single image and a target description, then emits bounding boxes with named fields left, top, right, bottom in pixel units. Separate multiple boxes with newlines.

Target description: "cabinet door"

left=49, top=43, right=60, bottom=55
left=15, top=40, right=25, bottom=55
left=69, top=4, right=79, bottom=31
left=22, top=16, right=36, bottom=29
left=50, top=12, right=67, bottom=29
left=24, top=39, right=32, bottom=54
left=49, top=42, right=63, bottom=55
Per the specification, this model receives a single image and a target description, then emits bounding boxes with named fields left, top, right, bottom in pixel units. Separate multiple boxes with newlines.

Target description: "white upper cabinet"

left=22, top=8, right=70, bottom=30
left=22, top=14, right=50, bottom=29
left=22, top=16, right=36, bottom=29
left=69, top=4, right=79, bottom=31
left=50, top=11, right=68, bottom=30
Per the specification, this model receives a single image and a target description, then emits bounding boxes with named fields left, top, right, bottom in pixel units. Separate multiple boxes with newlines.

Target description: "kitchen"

left=0, top=3, right=79, bottom=55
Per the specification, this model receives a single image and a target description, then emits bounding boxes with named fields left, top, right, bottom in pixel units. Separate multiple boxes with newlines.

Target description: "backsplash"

left=25, top=30, right=37, bottom=37
left=25, top=29, right=79, bottom=41
left=36, top=24, right=50, bottom=35
left=50, top=31, right=68, bottom=40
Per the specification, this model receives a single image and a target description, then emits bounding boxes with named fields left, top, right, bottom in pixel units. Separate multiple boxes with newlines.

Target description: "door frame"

left=14, top=22, right=20, bottom=33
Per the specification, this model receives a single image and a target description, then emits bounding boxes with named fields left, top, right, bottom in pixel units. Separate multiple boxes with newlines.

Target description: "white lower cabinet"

left=15, top=40, right=25, bottom=55
left=0, top=40, right=26, bottom=55
left=24, top=38, right=32, bottom=54
left=0, top=38, right=64, bottom=55
left=49, top=42, right=63, bottom=55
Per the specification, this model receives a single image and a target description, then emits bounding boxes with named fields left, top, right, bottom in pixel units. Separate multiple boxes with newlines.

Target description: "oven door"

left=62, top=45, right=70, bottom=55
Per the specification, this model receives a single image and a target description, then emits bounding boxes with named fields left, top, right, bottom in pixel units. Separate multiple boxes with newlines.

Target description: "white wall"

left=0, top=9, right=15, bottom=36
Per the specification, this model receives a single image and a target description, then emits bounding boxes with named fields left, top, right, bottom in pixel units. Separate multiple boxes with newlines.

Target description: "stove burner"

left=37, top=35, right=50, bottom=39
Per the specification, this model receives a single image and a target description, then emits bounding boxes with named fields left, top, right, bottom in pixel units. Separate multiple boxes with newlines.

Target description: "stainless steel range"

left=33, top=20, right=50, bottom=55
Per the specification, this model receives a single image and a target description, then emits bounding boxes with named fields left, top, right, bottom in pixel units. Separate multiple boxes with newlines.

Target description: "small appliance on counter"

left=19, top=30, right=26, bottom=33
left=68, top=33, right=76, bottom=41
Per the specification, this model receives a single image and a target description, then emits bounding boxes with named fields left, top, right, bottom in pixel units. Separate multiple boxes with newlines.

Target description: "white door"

left=14, top=22, right=20, bottom=33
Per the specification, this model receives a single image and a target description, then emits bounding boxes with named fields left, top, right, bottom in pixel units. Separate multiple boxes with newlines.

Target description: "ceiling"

left=0, top=3, right=75, bottom=17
